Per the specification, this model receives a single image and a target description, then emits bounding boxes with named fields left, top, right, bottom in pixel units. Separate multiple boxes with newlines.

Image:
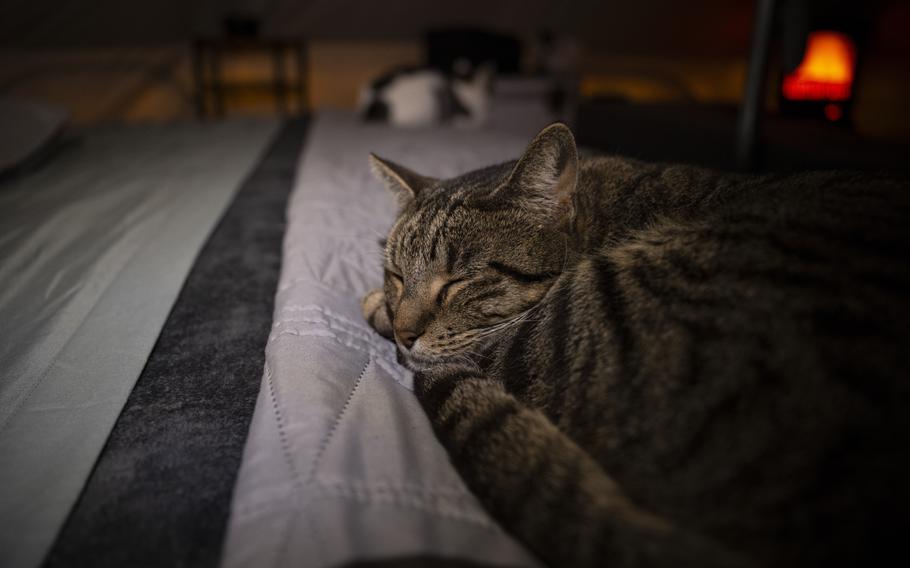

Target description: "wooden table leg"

left=272, top=46, right=286, bottom=115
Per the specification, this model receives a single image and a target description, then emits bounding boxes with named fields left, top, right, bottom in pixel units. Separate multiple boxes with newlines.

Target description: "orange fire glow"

left=782, top=31, right=856, bottom=101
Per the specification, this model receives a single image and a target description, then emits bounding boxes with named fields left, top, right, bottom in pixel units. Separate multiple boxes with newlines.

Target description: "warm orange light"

left=824, top=103, right=843, bottom=121
left=782, top=31, right=856, bottom=101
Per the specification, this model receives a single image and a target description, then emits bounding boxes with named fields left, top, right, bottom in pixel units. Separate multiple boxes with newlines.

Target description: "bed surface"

left=43, top=119, right=309, bottom=568
left=0, top=119, right=278, bottom=568
left=2, top=101, right=563, bottom=567
left=222, top=112, right=554, bottom=568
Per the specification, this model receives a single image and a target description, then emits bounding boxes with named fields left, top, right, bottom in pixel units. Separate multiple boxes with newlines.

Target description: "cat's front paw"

left=362, top=288, right=394, bottom=339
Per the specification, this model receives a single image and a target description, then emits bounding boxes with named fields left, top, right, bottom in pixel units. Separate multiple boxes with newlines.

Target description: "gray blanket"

left=0, top=119, right=278, bottom=568
left=44, top=119, right=308, bottom=568
left=222, top=112, right=554, bottom=568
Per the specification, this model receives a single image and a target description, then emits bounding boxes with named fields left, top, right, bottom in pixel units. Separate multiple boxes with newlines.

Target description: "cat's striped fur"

left=362, top=124, right=910, bottom=567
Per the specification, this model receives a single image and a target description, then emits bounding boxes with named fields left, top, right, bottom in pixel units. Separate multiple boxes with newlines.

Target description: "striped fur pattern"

left=362, top=124, right=910, bottom=567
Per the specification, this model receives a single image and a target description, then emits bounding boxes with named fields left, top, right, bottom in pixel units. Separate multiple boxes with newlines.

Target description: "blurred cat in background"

left=358, top=59, right=493, bottom=127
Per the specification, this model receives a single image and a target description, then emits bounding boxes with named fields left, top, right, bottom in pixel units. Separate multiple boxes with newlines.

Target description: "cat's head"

left=370, top=123, right=579, bottom=370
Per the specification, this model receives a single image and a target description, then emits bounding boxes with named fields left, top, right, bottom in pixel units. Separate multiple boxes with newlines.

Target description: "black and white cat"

left=358, top=61, right=493, bottom=127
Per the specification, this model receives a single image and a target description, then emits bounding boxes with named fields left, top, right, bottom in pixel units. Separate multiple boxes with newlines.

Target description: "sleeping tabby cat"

left=361, top=124, right=910, bottom=567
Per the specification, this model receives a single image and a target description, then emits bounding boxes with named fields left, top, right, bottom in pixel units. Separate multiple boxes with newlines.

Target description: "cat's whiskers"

left=476, top=302, right=544, bottom=338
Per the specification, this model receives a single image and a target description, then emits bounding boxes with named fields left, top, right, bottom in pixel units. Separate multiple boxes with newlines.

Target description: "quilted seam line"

left=233, top=479, right=474, bottom=520
left=281, top=303, right=377, bottom=335
left=231, top=491, right=501, bottom=531
left=265, top=362, right=304, bottom=493
left=276, top=274, right=361, bottom=296
left=266, top=326, right=394, bottom=369
left=306, top=356, right=372, bottom=483
left=266, top=359, right=311, bottom=568
left=317, top=478, right=468, bottom=497
left=271, top=312, right=398, bottom=364
left=275, top=304, right=399, bottom=358
left=274, top=304, right=411, bottom=385
left=268, top=328, right=408, bottom=388
left=272, top=315, right=376, bottom=344
left=310, top=486, right=499, bottom=530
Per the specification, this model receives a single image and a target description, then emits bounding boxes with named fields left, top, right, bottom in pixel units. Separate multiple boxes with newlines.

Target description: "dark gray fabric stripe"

left=44, top=118, right=309, bottom=568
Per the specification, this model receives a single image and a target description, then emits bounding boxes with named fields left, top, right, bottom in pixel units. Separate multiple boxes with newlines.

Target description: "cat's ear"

left=500, top=122, right=578, bottom=224
left=369, top=153, right=436, bottom=208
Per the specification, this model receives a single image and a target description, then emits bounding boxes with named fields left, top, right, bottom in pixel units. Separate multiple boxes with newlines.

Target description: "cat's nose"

left=396, top=328, right=422, bottom=350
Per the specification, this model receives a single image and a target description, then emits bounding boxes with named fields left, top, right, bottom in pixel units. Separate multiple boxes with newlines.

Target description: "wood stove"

left=777, top=0, right=874, bottom=127
left=781, top=30, right=857, bottom=123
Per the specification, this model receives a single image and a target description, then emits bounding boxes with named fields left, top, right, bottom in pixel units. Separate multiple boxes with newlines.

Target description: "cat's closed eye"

left=385, top=269, right=404, bottom=293
left=436, top=278, right=467, bottom=306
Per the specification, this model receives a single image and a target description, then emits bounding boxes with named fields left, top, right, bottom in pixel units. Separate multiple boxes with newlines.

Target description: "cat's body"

left=362, top=125, right=910, bottom=567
